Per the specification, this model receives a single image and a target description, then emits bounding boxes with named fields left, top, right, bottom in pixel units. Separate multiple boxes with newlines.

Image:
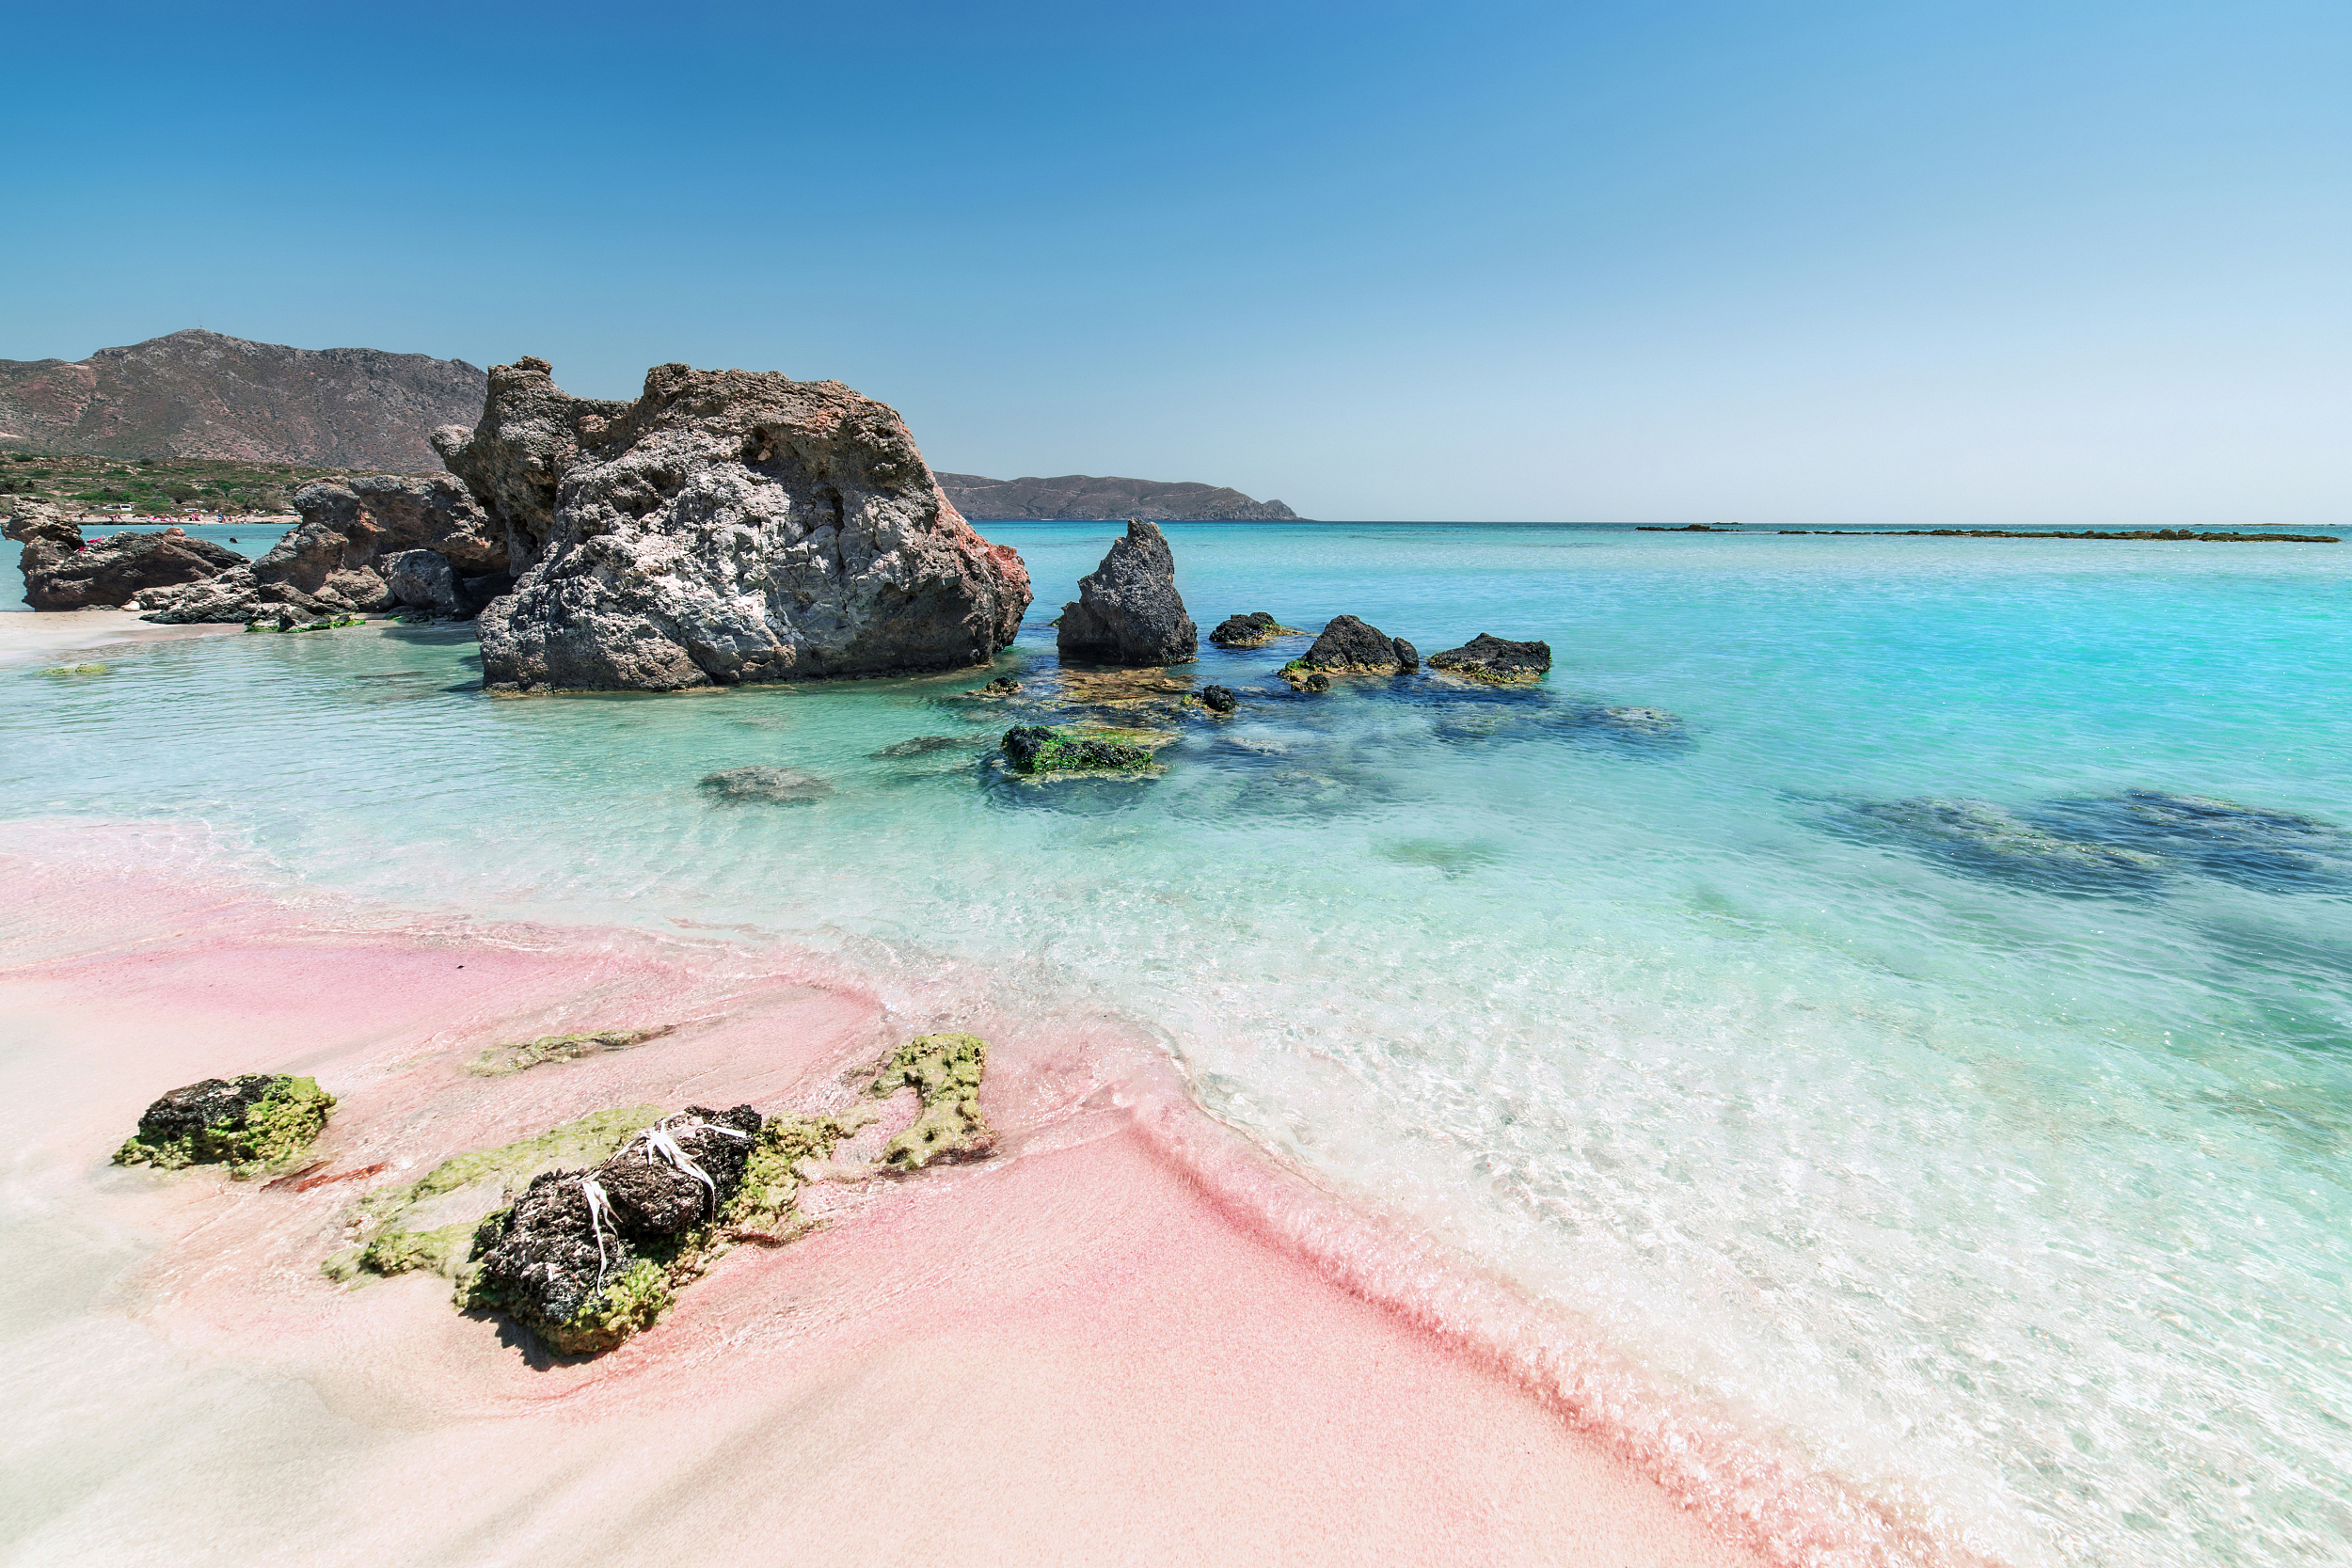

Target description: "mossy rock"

left=114, top=1074, right=335, bottom=1178
left=870, top=1032, right=994, bottom=1169
left=39, top=662, right=109, bottom=676
left=1002, top=724, right=1154, bottom=773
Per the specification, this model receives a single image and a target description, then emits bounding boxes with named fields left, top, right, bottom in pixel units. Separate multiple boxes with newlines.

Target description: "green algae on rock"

left=326, top=1103, right=660, bottom=1283
left=1001, top=723, right=1156, bottom=773
left=870, top=1032, right=994, bottom=1169
left=464, top=1026, right=674, bottom=1076
left=114, top=1074, right=336, bottom=1177
left=38, top=662, right=110, bottom=676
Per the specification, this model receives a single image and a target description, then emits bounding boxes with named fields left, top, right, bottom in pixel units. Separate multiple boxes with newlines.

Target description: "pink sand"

left=0, top=827, right=1852, bottom=1566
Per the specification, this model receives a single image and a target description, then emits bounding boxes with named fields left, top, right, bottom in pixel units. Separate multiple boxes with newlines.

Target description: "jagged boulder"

left=385, top=549, right=469, bottom=617
left=1199, top=684, right=1238, bottom=713
left=6, top=504, right=243, bottom=610
left=139, top=474, right=505, bottom=623
left=1057, top=519, right=1196, bottom=666
left=1429, top=633, right=1551, bottom=682
left=1300, top=614, right=1418, bottom=673
left=453, top=359, right=1031, bottom=692
left=433, top=356, right=628, bottom=573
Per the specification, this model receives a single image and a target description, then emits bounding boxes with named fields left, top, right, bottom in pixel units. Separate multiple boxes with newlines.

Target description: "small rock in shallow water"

left=698, top=767, right=833, bottom=804
left=1293, top=614, right=1417, bottom=679
left=1429, top=633, right=1552, bottom=682
left=1199, top=685, right=1238, bottom=713
left=1002, top=724, right=1154, bottom=772
left=873, top=734, right=982, bottom=759
left=1208, top=611, right=1300, bottom=647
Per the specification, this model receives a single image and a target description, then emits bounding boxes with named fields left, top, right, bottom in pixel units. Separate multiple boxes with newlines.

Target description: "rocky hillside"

left=0, top=329, right=485, bottom=472
left=937, top=472, right=1299, bottom=521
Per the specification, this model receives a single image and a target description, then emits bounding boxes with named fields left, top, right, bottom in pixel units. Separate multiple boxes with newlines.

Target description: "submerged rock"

left=1296, top=614, right=1418, bottom=676
left=1002, top=723, right=1154, bottom=772
left=1208, top=610, right=1299, bottom=648
left=115, top=1074, right=335, bottom=1174
left=868, top=1033, right=993, bottom=1169
left=1429, top=633, right=1552, bottom=682
left=698, top=766, right=833, bottom=804
left=1199, top=684, right=1239, bottom=713
left=7, top=505, right=244, bottom=611
left=1836, top=797, right=2168, bottom=895
left=873, top=734, right=983, bottom=758
left=1057, top=519, right=1197, bottom=667
left=2025, top=790, right=2352, bottom=895
left=455, top=358, right=1031, bottom=692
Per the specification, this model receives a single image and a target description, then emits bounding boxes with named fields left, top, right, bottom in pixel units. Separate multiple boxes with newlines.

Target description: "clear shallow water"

left=6, top=522, right=2352, bottom=1565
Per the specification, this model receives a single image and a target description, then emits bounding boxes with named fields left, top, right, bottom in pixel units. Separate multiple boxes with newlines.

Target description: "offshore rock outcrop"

left=449, top=359, right=1030, bottom=692
left=1429, top=633, right=1552, bottom=683
left=6, top=502, right=244, bottom=610
left=114, top=1073, right=335, bottom=1175
left=1286, top=614, right=1417, bottom=686
left=1057, top=519, right=1197, bottom=666
left=139, top=474, right=506, bottom=623
left=1208, top=610, right=1300, bottom=648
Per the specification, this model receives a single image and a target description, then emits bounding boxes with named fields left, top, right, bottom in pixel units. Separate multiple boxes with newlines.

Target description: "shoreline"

left=0, top=605, right=250, bottom=669
left=0, top=820, right=1974, bottom=1568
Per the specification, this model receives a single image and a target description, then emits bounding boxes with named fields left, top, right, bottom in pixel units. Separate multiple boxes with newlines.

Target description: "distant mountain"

left=0, top=329, right=485, bottom=472
left=937, top=472, right=1300, bottom=521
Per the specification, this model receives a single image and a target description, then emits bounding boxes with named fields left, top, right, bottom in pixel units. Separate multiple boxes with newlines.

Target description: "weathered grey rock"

left=1057, top=520, right=1196, bottom=667
left=5, top=505, right=243, bottom=610
left=385, top=549, right=468, bottom=617
left=136, top=474, right=504, bottom=623
left=1302, top=614, right=1418, bottom=673
left=432, top=356, right=628, bottom=572
left=464, top=360, right=1030, bottom=692
left=1428, top=633, right=1552, bottom=682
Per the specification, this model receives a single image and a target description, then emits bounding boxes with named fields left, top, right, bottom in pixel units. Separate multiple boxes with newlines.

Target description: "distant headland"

left=936, top=472, right=1300, bottom=522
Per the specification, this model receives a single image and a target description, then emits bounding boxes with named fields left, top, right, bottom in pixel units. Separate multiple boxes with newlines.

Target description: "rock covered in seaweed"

left=6, top=503, right=245, bottom=611
left=468, top=1106, right=762, bottom=1355
left=1301, top=614, right=1418, bottom=673
left=1199, top=684, right=1238, bottom=713
left=115, top=1073, right=335, bottom=1174
left=1207, top=610, right=1299, bottom=648
left=868, top=1033, right=993, bottom=1169
left=459, top=358, right=1032, bottom=692
left=1057, top=519, right=1197, bottom=667
left=1429, top=633, right=1552, bottom=682
left=1002, top=723, right=1154, bottom=773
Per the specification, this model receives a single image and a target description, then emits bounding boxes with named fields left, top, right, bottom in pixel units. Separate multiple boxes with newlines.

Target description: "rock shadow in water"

left=1821, top=796, right=2171, bottom=899
left=2023, top=791, right=2352, bottom=896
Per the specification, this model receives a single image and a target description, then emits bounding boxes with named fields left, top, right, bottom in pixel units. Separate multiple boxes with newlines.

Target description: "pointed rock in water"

left=1057, top=519, right=1197, bottom=666
left=1295, top=614, right=1418, bottom=677
left=445, top=358, right=1031, bottom=692
left=7, top=503, right=244, bottom=610
left=1429, top=632, right=1551, bottom=682
left=1208, top=610, right=1298, bottom=648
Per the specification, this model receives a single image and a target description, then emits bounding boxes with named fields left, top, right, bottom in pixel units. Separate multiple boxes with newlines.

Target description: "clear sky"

left=4, top=1, right=2345, bottom=524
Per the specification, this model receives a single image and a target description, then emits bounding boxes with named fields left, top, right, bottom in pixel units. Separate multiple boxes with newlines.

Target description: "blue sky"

left=4, top=0, right=2345, bottom=524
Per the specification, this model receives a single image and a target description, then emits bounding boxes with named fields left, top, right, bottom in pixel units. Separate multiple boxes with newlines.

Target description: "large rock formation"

left=1057, top=519, right=1196, bottom=667
left=5, top=501, right=243, bottom=610
left=937, top=472, right=1300, bottom=522
left=139, top=474, right=507, bottom=623
left=452, top=359, right=1030, bottom=692
left=431, top=357, right=627, bottom=573
left=0, top=328, right=485, bottom=470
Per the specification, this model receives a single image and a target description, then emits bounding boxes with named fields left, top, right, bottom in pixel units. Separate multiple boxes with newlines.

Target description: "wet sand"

left=0, top=825, right=1789, bottom=1567
left=0, top=607, right=245, bottom=670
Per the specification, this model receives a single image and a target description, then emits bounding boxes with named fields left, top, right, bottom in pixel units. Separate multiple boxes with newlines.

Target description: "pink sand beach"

left=0, top=822, right=1949, bottom=1568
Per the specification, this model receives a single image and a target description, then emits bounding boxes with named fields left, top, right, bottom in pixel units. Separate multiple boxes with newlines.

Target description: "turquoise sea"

left=5, top=521, right=2350, bottom=1566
